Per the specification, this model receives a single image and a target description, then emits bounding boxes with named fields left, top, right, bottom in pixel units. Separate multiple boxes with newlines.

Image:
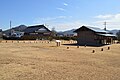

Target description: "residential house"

left=3, top=25, right=27, bottom=37
left=2, top=25, right=27, bottom=40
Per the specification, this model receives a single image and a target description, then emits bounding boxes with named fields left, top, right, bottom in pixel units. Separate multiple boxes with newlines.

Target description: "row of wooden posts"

left=92, top=47, right=110, bottom=53
left=67, top=46, right=111, bottom=53
left=0, top=40, right=51, bottom=43
left=0, top=40, right=77, bottom=44
left=0, top=40, right=111, bottom=53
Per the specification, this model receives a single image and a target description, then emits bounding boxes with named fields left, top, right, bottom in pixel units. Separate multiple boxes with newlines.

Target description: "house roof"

left=0, top=29, right=2, bottom=32
left=85, top=26, right=109, bottom=33
left=97, top=33, right=116, bottom=37
left=74, top=26, right=116, bottom=37
left=74, top=26, right=110, bottom=33
left=24, top=25, right=51, bottom=33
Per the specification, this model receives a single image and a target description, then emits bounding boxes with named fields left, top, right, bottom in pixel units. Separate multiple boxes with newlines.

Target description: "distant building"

left=22, top=25, right=51, bottom=40
left=74, top=26, right=116, bottom=46
left=3, top=30, right=24, bottom=40
left=56, top=33, right=77, bottom=37
left=57, top=29, right=77, bottom=37
left=2, top=25, right=27, bottom=40
left=63, top=33, right=77, bottom=37
left=3, top=25, right=27, bottom=37
left=0, top=29, right=2, bottom=39
left=10, top=30, right=24, bottom=38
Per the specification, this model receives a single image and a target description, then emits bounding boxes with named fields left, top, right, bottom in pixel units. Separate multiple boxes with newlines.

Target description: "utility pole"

left=104, top=21, right=107, bottom=31
left=10, top=21, right=12, bottom=36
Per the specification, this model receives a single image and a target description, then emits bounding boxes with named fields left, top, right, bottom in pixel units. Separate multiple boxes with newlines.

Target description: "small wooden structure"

left=56, top=40, right=61, bottom=46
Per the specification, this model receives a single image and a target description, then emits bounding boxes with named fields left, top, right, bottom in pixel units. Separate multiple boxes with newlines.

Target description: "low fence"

left=0, top=40, right=77, bottom=44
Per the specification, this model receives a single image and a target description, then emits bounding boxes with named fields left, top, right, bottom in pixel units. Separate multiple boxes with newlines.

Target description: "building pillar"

left=111, top=38, right=113, bottom=44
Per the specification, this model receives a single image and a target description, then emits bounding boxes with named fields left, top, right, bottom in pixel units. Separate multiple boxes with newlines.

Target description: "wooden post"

left=57, top=42, right=59, bottom=46
left=92, top=50, right=95, bottom=53
left=108, top=47, right=110, bottom=50
left=67, top=47, right=69, bottom=49
left=101, top=48, right=103, bottom=51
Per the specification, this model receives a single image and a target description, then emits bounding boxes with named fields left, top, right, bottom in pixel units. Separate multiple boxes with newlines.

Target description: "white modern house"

left=11, top=31, right=24, bottom=38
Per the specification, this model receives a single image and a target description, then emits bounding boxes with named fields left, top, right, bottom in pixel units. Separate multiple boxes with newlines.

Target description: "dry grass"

left=0, top=40, right=120, bottom=80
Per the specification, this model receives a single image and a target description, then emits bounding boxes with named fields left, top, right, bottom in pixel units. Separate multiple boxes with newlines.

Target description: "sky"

left=0, top=0, right=120, bottom=31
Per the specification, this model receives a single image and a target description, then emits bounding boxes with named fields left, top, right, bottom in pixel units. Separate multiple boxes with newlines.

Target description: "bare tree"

left=51, top=27, right=57, bottom=37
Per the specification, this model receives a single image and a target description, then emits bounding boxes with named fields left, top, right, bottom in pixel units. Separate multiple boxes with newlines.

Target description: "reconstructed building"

left=74, top=26, right=116, bottom=46
left=0, top=29, right=2, bottom=39
left=22, top=25, right=51, bottom=40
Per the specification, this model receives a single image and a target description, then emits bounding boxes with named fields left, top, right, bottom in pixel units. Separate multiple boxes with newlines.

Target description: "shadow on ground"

left=62, top=43, right=110, bottom=47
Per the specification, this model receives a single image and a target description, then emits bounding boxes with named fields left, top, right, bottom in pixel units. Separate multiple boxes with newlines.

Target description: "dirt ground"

left=0, top=40, right=120, bottom=80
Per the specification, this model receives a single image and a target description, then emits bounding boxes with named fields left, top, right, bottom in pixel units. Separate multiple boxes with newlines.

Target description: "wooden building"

left=74, top=26, right=116, bottom=46
left=22, top=25, right=51, bottom=40
left=0, top=29, right=2, bottom=39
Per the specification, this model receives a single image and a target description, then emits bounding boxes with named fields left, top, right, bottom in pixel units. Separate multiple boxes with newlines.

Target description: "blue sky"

left=0, top=0, right=120, bottom=31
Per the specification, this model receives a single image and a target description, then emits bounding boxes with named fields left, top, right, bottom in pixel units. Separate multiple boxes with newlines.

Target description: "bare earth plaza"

left=0, top=40, right=120, bottom=80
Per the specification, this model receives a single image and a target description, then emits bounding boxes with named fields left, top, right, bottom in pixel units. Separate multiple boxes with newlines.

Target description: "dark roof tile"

left=24, top=25, right=51, bottom=33
left=75, top=26, right=110, bottom=33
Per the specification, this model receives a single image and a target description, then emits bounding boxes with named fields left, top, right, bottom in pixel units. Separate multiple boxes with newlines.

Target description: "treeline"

left=49, top=36, right=77, bottom=41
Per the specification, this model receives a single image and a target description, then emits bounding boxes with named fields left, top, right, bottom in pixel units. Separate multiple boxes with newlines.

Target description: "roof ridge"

left=28, top=25, right=45, bottom=28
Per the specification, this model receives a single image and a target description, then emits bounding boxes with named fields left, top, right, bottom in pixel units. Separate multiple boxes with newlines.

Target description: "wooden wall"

left=0, top=32, right=2, bottom=38
left=21, top=33, right=50, bottom=40
left=77, top=31, right=98, bottom=45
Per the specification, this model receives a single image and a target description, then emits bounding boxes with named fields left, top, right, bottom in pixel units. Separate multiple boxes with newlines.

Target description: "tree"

left=116, top=30, right=120, bottom=41
left=51, top=27, right=57, bottom=37
left=48, top=27, right=57, bottom=41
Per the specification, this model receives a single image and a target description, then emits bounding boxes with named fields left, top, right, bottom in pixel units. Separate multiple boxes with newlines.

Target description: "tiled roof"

left=0, top=29, right=2, bottom=32
left=85, top=26, right=109, bottom=33
left=74, top=26, right=116, bottom=37
left=75, top=26, right=111, bottom=33
left=24, top=25, right=51, bottom=33
left=97, top=33, right=116, bottom=37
